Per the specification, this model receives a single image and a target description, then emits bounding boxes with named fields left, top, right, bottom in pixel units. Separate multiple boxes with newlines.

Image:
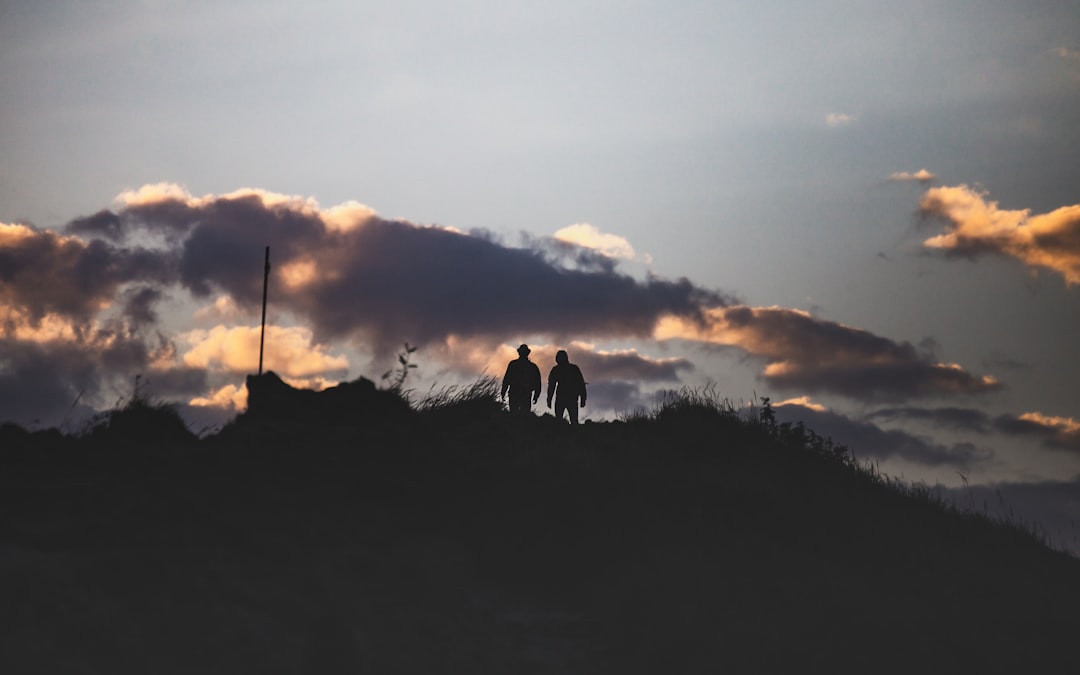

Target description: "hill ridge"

left=2, top=378, right=1078, bottom=673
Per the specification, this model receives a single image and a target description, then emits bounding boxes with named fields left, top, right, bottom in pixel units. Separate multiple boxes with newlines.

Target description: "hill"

left=2, top=376, right=1078, bottom=673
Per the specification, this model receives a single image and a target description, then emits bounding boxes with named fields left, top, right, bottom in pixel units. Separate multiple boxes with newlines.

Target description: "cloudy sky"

left=2, top=1, right=1079, bottom=537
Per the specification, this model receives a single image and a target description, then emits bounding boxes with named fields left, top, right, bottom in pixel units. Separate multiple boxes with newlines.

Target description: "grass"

left=2, top=382, right=1079, bottom=673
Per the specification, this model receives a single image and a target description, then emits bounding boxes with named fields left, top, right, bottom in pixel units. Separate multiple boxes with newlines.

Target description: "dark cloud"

left=663, top=306, right=1002, bottom=401
left=308, top=222, right=719, bottom=351
left=585, top=380, right=652, bottom=413
left=67, top=209, right=122, bottom=240
left=121, top=286, right=166, bottom=326
left=0, top=341, right=96, bottom=428
left=110, top=192, right=729, bottom=354
left=525, top=233, right=620, bottom=274
left=0, top=318, right=207, bottom=428
left=981, top=352, right=1028, bottom=372
left=775, top=403, right=991, bottom=469
left=569, top=349, right=692, bottom=383
left=866, top=406, right=991, bottom=433
left=0, top=224, right=174, bottom=323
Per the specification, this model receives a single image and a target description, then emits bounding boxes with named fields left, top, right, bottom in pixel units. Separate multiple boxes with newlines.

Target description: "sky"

left=2, top=1, right=1080, bottom=544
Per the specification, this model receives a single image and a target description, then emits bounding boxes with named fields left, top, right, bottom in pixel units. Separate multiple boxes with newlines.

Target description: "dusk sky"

left=3, top=2, right=1080, bottom=540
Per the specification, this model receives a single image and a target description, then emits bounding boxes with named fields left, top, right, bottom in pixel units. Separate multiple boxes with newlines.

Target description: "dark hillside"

left=2, top=381, right=1078, bottom=674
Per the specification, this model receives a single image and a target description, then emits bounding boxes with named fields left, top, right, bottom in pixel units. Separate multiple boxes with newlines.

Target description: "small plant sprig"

left=382, top=342, right=418, bottom=392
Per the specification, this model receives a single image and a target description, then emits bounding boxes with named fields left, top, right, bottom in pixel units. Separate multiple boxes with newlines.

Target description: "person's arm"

left=501, top=362, right=512, bottom=399
left=546, top=367, right=556, bottom=408
left=578, top=366, right=587, bottom=407
left=532, top=364, right=542, bottom=403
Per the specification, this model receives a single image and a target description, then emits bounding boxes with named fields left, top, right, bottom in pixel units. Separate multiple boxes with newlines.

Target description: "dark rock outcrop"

left=244, top=371, right=412, bottom=426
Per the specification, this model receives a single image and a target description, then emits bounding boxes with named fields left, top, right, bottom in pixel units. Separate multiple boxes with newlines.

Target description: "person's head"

left=555, top=349, right=568, bottom=364
left=517, top=344, right=531, bottom=358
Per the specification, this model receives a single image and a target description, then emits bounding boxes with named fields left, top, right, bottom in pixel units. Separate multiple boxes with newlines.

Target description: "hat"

left=517, top=344, right=531, bottom=355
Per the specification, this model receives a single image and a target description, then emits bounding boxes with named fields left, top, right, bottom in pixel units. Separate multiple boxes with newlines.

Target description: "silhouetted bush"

left=82, top=395, right=195, bottom=445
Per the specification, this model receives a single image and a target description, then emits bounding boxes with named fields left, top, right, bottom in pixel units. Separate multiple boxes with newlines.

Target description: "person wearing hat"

left=546, top=349, right=587, bottom=425
left=501, top=344, right=542, bottom=413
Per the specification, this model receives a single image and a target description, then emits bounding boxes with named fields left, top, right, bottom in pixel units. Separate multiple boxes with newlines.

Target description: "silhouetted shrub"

left=82, top=395, right=195, bottom=444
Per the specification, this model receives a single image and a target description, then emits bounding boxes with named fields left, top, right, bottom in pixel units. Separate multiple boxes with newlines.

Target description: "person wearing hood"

left=546, top=349, right=587, bottom=425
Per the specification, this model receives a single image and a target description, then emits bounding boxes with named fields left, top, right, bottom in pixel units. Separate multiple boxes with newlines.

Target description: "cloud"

left=888, top=169, right=936, bottom=183
left=995, top=412, right=1080, bottom=451
left=866, top=406, right=991, bottom=433
left=559, top=343, right=692, bottom=383
left=120, top=286, right=166, bottom=326
left=919, top=185, right=1080, bottom=285
left=193, top=295, right=246, bottom=322
left=1, top=221, right=174, bottom=324
left=190, top=383, right=247, bottom=411
left=3, top=183, right=1012, bottom=425
left=95, top=184, right=727, bottom=355
left=587, top=380, right=653, bottom=413
left=826, top=112, right=856, bottom=127
left=179, top=324, right=349, bottom=378
left=7, top=185, right=736, bottom=421
left=0, top=312, right=206, bottom=427
left=655, top=305, right=1001, bottom=401
left=775, top=403, right=991, bottom=469
left=554, top=223, right=637, bottom=260
left=775, top=396, right=826, bottom=412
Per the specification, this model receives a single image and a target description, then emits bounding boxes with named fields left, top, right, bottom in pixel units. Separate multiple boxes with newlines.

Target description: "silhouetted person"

left=547, top=349, right=587, bottom=424
left=501, top=344, right=542, bottom=413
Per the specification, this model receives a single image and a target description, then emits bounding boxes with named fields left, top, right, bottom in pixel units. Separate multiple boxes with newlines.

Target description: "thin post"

left=258, top=245, right=270, bottom=375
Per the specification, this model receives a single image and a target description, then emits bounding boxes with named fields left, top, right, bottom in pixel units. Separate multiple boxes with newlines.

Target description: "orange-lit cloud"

left=1, top=222, right=38, bottom=245
left=776, top=396, right=827, bottom=412
left=0, top=305, right=82, bottom=343
left=1019, top=412, right=1080, bottom=434
left=190, top=383, right=248, bottom=410
left=277, top=259, right=321, bottom=289
left=919, top=185, right=1080, bottom=285
left=996, top=411, right=1080, bottom=451
left=180, top=325, right=348, bottom=378
left=656, top=305, right=1000, bottom=401
left=888, top=169, right=936, bottom=183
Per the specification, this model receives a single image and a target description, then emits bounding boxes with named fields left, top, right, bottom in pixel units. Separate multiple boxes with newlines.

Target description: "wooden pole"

left=258, top=246, right=270, bottom=376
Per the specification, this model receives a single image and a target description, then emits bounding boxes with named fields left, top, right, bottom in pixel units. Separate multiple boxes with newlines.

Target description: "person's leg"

left=567, top=402, right=579, bottom=425
left=555, top=400, right=568, bottom=421
left=510, top=394, right=530, bottom=412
